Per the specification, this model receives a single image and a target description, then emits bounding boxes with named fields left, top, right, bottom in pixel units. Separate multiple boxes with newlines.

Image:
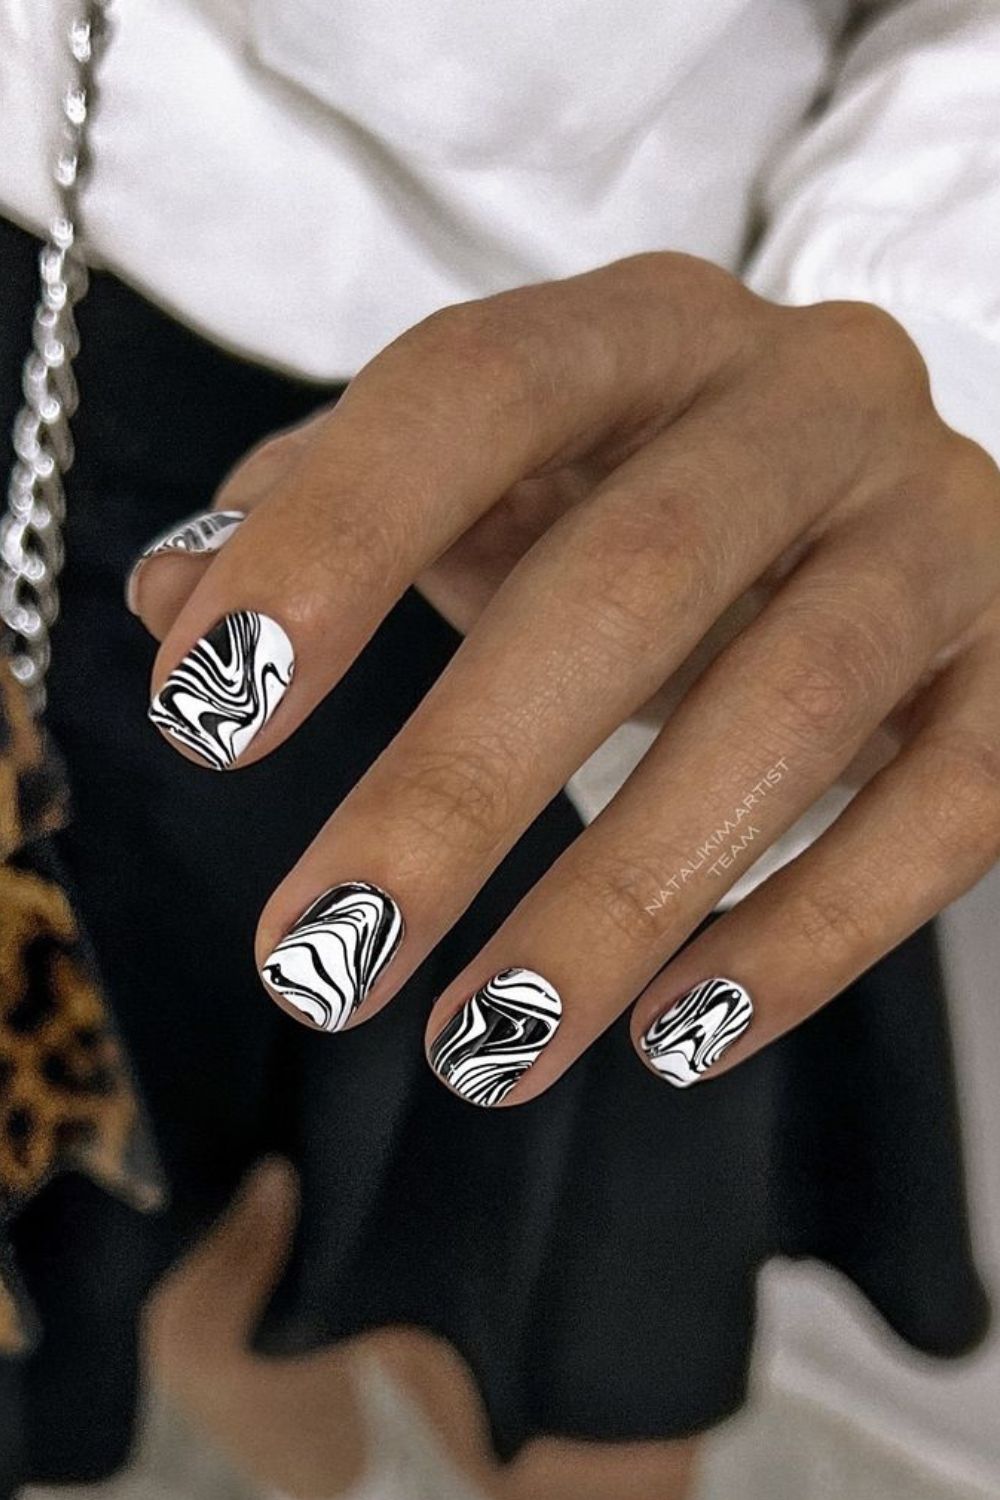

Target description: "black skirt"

left=0, top=217, right=989, bottom=1488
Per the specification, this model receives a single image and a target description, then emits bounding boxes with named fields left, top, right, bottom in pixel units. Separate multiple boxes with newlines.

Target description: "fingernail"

left=429, top=967, right=562, bottom=1107
left=148, top=609, right=294, bottom=769
left=641, top=977, right=753, bottom=1087
left=126, top=508, right=245, bottom=613
left=261, top=882, right=403, bottom=1032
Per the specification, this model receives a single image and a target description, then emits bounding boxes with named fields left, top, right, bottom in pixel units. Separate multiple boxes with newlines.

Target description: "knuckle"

left=570, top=486, right=719, bottom=669
left=800, top=299, right=932, bottom=404
left=571, top=850, right=667, bottom=953
left=913, top=729, right=1000, bottom=865
left=310, top=502, right=408, bottom=597
left=767, top=603, right=908, bottom=757
left=416, top=296, right=509, bottom=353
left=617, top=252, right=749, bottom=313
left=583, top=587, right=668, bottom=676
left=790, top=880, right=876, bottom=963
left=394, top=297, right=536, bottom=415
left=938, top=430, right=1000, bottom=502
left=412, top=288, right=587, bottom=412
left=577, top=546, right=687, bottom=672
left=769, top=650, right=856, bottom=750
left=390, top=735, right=520, bottom=859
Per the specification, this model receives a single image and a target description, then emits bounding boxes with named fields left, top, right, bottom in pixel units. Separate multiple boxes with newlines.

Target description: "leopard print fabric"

left=0, top=657, right=155, bottom=1353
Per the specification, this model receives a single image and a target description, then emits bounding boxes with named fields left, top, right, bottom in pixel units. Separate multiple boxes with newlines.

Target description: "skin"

left=148, top=1159, right=700, bottom=1499
left=133, top=250, right=1000, bottom=1495
left=134, top=251, right=1000, bottom=1100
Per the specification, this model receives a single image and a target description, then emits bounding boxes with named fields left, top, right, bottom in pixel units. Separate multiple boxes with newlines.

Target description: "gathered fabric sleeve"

left=744, top=0, right=1000, bottom=463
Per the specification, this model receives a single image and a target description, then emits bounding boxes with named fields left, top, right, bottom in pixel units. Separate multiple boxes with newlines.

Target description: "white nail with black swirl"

left=641, top=977, right=753, bottom=1087
left=429, top=967, right=562, bottom=1107
left=148, top=610, right=294, bottom=769
left=260, top=882, right=403, bottom=1032
left=126, top=509, right=245, bottom=613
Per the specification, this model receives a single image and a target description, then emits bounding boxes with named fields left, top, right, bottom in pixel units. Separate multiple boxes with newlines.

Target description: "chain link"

left=0, top=3, right=110, bottom=715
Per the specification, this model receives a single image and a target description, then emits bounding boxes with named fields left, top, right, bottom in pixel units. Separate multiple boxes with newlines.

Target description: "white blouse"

left=1, top=0, right=998, bottom=876
left=1, top=1, right=998, bottom=447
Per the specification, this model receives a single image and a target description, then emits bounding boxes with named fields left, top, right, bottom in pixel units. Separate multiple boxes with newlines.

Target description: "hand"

left=130, top=253, right=1000, bottom=1104
left=147, top=1159, right=698, bottom=1500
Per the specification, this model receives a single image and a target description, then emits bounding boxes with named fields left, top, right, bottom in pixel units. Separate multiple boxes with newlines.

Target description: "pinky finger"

left=630, top=638, right=1000, bottom=1086
left=125, top=422, right=313, bottom=632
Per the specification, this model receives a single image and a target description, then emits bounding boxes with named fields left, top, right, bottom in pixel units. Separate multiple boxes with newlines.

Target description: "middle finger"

left=255, top=383, right=863, bottom=1033
left=426, top=506, right=964, bottom=1104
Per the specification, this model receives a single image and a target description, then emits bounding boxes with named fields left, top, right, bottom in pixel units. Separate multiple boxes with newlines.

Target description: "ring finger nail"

left=126, top=509, right=245, bottom=612
left=640, top=977, right=753, bottom=1087
left=149, top=609, right=294, bottom=769
left=261, top=882, right=404, bottom=1032
left=429, top=967, right=562, bottom=1107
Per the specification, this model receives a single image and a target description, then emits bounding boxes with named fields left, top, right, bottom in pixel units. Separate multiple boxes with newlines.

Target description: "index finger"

left=144, top=256, right=750, bottom=769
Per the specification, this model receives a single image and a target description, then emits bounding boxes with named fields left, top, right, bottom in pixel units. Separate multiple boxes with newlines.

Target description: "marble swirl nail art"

left=429, top=967, right=562, bottom=1107
left=148, top=610, right=294, bottom=769
left=261, top=882, right=404, bottom=1032
left=641, top=977, right=753, bottom=1088
left=126, top=509, right=245, bottom=612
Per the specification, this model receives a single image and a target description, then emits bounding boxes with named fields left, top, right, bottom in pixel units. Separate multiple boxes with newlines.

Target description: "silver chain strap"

left=0, top=2, right=110, bottom=715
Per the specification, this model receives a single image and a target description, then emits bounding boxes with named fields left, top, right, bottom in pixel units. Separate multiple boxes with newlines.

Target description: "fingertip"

left=126, top=509, right=246, bottom=637
left=129, top=551, right=219, bottom=638
left=257, top=880, right=406, bottom=1034
left=149, top=611, right=296, bottom=770
left=426, top=966, right=563, bottom=1108
left=243, top=1154, right=298, bottom=1217
left=634, top=975, right=755, bottom=1087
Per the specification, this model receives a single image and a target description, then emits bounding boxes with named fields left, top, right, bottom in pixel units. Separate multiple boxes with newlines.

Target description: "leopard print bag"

left=0, top=647, right=159, bottom=1354
left=0, top=2, right=161, bottom=1353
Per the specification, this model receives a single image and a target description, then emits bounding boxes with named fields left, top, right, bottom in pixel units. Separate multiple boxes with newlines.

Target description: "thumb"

left=146, top=1155, right=299, bottom=1362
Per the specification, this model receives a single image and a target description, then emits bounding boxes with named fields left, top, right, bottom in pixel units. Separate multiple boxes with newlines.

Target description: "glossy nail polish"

left=429, top=967, right=562, bottom=1107
left=148, top=609, right=294, bottom=769
left=261, top=882, right=403, bottom=1032
left=641, top=977, right=753, bottom=1087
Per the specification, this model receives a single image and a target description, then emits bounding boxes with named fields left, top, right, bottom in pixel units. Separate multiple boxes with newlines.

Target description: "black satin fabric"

left=0, top=217, right=989, bottom=1489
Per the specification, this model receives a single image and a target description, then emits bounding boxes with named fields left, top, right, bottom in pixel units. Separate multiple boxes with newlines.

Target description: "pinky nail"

left=126, top=508, right=245, bottom=612
left=641, top=977, right=753, bottom=1087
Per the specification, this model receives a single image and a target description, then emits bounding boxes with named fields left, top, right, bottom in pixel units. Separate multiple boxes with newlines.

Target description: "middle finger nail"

left=429, top=967, right=562, bottom=1107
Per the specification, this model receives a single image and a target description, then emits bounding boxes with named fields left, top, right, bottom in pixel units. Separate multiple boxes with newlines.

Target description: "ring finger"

left=253, top=382, right=852, bottom=1034
left=423, top=509, right=974, bottom=1104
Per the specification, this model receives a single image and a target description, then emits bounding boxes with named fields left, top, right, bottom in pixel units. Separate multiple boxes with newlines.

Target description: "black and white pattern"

left=641, top=977, right=753, bottom=1087
left=429, top=967, right=562, bottom=1107
left=260, top=882, right=403, bottom=1032
left=148, top=609, right=294, bottom=769
left=126, top=509, right=244, bottom=612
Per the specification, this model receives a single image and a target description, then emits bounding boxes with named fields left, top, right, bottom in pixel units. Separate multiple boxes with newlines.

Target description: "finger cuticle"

left=148, top=609, right=294, bottom=769
left=428, top=967, right=562, bottom=1107
left=260, top=881, right=404, bottom=1032
left=640, top=976, right=753, bottom=1087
